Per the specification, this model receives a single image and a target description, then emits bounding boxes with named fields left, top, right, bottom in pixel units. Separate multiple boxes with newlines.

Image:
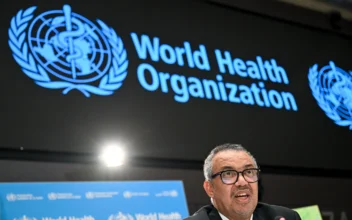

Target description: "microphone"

left=275, top=217, right=285, bottom=220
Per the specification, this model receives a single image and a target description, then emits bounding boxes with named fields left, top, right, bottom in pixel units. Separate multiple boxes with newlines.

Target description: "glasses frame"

left=211, top=168, right=261, bottom=184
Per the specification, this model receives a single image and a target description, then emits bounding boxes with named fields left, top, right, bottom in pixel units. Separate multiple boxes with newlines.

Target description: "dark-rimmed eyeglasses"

left=211, top=168, right=260, bottom=184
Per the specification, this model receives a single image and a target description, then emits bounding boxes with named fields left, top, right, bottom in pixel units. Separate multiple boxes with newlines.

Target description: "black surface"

left=1, top=0, right=351, bottom=171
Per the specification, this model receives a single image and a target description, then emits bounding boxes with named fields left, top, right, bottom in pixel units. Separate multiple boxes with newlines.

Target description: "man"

left=185, top=143, right=301, bottom=220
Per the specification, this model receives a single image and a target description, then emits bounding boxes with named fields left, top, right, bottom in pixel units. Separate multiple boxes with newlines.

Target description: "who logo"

left=8, top=4, right=128, bottom=97
left=13, top=216, right=37, bottom=220
left=308, top=61, right=352, bottom=130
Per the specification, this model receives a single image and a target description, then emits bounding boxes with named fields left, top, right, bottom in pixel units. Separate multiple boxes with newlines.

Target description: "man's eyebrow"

left=244, top=164, right=256, bottom=168
left=219, top=166, right=234, bottom=171
left=217, top=164, right=256, bottom=172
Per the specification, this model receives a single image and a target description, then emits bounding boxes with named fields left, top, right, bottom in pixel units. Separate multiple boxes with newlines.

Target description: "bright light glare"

left=100, top=145, right=126, bottom=167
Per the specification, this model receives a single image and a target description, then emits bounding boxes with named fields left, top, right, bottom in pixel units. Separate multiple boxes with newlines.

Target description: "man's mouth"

left=234, top=192, right=251, bottom=203
left=235, top=193, right=249, bottom=198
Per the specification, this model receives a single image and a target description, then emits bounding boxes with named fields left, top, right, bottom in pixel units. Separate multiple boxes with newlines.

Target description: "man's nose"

left=235, top=174, right=248, bottom=186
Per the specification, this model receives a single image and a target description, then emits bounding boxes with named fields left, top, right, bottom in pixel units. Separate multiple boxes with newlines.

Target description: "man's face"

left=204, top=150, right=258, bottom=219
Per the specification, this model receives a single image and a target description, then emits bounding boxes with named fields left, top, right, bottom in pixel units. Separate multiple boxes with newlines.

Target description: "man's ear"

left=203, top=180, right=214, bottom=198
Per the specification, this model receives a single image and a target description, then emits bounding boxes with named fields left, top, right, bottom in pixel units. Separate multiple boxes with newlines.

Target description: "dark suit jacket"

left=184, top=202, right=301, bottom=220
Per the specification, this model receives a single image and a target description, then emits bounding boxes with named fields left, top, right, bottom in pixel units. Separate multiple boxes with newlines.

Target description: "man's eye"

left=223, top=171, right=234, bottom=176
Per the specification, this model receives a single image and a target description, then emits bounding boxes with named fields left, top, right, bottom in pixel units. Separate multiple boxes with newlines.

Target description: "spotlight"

left=100, top=144, right=126, bottom=167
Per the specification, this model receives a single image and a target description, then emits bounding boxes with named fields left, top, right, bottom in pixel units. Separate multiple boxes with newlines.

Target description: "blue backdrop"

left=0, top=181, right=189, bottom=220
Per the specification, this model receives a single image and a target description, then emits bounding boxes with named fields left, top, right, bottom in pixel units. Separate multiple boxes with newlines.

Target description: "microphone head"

left=275, top=217, right=285, bottom=220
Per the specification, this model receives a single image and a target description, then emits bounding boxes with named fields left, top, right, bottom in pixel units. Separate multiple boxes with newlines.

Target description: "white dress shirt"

left=218, top=211, right=253, bottom=220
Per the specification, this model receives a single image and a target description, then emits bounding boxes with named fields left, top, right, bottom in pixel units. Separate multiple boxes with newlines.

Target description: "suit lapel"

left=253, top=211, right=266, bottom=220
left=208, top=206, right=222, bottom=220
left=253, top=203, right=271, bottom=220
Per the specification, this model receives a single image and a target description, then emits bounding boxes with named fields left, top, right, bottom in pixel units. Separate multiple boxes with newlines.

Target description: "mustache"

left=231, top=187, right=252, bottom=197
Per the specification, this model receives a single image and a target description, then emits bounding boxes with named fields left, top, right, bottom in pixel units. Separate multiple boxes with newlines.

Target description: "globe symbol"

left=108, top=212, right=134, bottom=220
left=308, top=61, right=352, bottom=129
left=85, top=192, right=95, bottom=199
left=6, top=193, right=17, bottom=201
left=28, top=5, right=111, bottom=83
left=9, top=4, right=128, bottom=97
left=123, top=191, right=132, bottom=198
left=318, top=62, right=352, bottom=119
left=47, top=193, right=57, bottom=200
left=14, top=216, right=37, bottom=220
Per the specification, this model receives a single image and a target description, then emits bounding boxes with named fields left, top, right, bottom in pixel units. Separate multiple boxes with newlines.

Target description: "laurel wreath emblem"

left=8, top=6, right=128, bottom=97
left=308, top=64, right=352, bottom=130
